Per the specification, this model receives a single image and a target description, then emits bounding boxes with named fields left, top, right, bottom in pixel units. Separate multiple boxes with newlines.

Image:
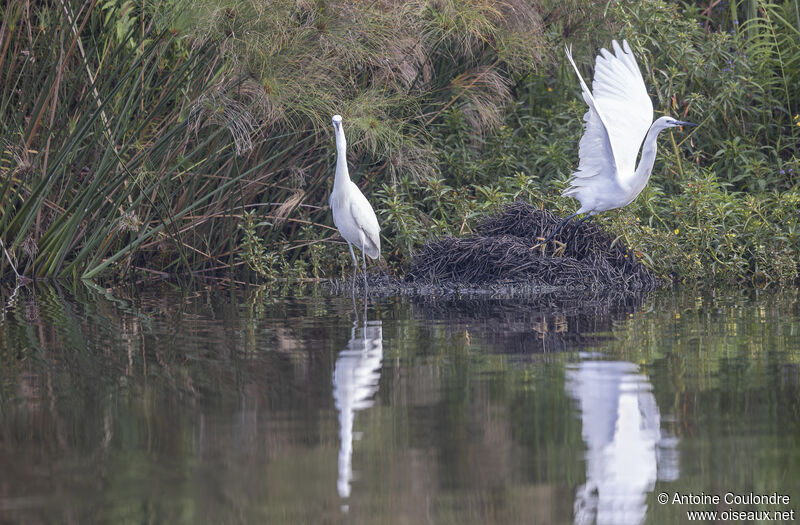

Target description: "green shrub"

left=1, top=0, right=797, bottom=285
left=388, top=0, right=800, bottom=285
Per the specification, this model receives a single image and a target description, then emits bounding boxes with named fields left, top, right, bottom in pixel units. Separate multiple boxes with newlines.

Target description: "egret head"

left=332, top=114, right=346, bottom=150
left=655, top=116, right=697, bottom=130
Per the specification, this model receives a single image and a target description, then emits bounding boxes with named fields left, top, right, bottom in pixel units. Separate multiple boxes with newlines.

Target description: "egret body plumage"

left=330, top=115, right=381, bottom=293
left=541, top=40, right=696, bottom=246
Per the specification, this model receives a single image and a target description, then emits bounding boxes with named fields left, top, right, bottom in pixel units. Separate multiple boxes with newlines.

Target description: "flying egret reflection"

left=329, top=115, right=381, bottom=294
left=566, top=359, right=679, bottom=525
left=540, top=40, right=696, bottom=248
left=333, top=306, right=383, bottom=503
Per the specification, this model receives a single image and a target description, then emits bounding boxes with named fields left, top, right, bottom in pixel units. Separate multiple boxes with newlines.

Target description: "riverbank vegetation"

left=1, top=0, right=798, bottom=285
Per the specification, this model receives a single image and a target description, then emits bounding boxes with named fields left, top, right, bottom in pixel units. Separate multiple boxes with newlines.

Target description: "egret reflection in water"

left=332, top=310, right=383, bottom=501
left=566, top=359, right=679, bottom=525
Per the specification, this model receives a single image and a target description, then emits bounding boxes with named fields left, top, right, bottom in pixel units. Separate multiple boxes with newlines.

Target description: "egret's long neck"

left=334, top=129, right=349, bottom=190
left=633, top=122, right=664, bottom=191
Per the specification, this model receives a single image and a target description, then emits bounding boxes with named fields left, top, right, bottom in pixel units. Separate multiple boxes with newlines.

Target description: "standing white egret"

left=330, top=114, right=381, bottom=293
left=540, top=40, right=696, bottom=247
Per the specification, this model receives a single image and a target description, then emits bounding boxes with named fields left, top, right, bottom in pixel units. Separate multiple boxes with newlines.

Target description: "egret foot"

left=530, top=238, right=566, bottom=256
left=531, top=212, right=579, bottom=252
left=531, top=237, right=547, bottom=252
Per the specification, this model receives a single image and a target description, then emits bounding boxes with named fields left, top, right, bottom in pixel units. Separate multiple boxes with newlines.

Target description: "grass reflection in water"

left=0, top=283, right=797, bottom=524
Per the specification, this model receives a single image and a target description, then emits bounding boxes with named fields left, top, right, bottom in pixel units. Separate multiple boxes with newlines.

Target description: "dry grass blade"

left=271, top=190, right=305, bottom=228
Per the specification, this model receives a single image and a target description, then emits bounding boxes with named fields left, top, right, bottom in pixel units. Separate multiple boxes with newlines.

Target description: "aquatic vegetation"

left=0, top=0, right=546, bottom=282
left=394, top=0, right=800, bottom=285
left=0, top=0, right=797, bottom=285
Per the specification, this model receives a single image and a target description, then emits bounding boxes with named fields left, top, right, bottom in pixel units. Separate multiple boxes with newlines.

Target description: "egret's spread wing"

left=590, top=40, right=653, bottom=182
left=564, top=45, right=619, bottom=195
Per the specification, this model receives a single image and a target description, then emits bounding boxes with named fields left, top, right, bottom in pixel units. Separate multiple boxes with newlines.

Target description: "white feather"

left=329, top=115, right=381, bottom=267
left=563, top=40, right=656, bottom=215
left=329, top=183, right=380, bottom=259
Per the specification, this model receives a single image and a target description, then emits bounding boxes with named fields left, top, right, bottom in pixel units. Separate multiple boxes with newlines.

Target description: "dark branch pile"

left=406, top=202, right=657, bottom=292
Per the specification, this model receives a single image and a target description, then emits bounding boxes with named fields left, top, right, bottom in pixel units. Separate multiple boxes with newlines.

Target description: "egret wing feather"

left=563, top=45, right=619, bottom=211
left=349, top=189, right=381, bottom=260
left=566, top=107, right=617, bottom=186
left=589, top=40, right=653, bottom=183
left=563, top=40, right=654, bottom=213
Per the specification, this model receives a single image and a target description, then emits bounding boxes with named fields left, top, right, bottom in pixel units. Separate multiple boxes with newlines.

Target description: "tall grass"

left=1, top=1, right=245, bottom=280
left=380, top=0, right=800, bottom=284
left=1, top=0, right=548, bottom=282
left=1, top=0, right=797, bottom=285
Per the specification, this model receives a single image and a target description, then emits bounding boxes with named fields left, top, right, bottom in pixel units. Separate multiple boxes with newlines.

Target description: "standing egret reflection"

left=329, top=115, right=381, bottom=294
left=540, top=40, right=696, bottom=247
left=333, top=315, right=383, bottom=503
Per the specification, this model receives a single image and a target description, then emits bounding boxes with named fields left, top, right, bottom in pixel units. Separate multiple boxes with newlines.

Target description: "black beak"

left=675, top=120, right=697, bottom=127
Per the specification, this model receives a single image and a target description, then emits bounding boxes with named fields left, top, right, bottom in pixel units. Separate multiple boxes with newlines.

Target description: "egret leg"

left=566, top=215, right=593, bottom=247
left=359, top=232, right=368, bottom=293
left=362, top=282, right=368, bottom=323
left=535, top=211, right=580, bottom=248
left=348, top=242, right=357, bottom=295
left=351, top=290, right=359, bottom=324
left=362, top=249, right=368, bottom=292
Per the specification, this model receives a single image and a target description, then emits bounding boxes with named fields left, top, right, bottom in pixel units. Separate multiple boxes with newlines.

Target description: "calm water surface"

left=0, top=283, right=798, bottom=524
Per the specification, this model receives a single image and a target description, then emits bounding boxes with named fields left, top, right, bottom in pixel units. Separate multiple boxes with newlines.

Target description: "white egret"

left=329, top=115, right=381, bottom=293
left=540, top=40, right=696, bottom=247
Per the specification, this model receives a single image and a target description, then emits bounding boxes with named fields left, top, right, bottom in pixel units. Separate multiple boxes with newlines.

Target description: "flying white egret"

left=540, top=40, right=696, bottom=248
left=330, top=115, right=381, bottom=293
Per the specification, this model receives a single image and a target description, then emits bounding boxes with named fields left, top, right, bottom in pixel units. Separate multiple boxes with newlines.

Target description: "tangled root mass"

left=405, top=202, right=657, bottom=292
